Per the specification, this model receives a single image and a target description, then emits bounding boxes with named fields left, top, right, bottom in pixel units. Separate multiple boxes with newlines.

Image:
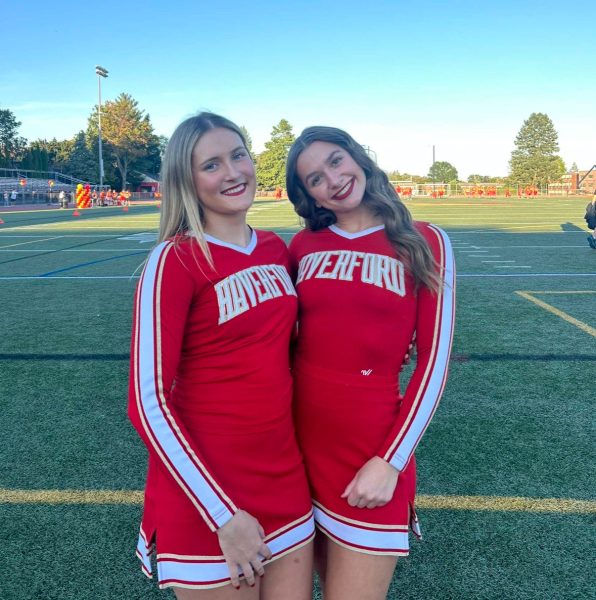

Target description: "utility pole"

left=95, top=65, right=109, bottom=188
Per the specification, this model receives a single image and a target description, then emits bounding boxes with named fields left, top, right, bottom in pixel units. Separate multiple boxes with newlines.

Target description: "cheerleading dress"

left=128, top=229, right=315, bottom=589
left=288, top=222, right=455, bottom=556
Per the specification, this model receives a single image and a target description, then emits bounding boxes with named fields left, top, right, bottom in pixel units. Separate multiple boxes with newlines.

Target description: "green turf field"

left=0, top=197, right=594, bottom=600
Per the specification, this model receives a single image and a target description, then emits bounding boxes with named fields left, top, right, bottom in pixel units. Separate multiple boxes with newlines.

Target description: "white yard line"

left=0, top=276, right=138, bottom=280
left=458, top=273, right=596, bottom=277
left=447, top=229, right=586, bottom=234
left=0, top=236, right=63, bottom=249
left=0, top=234, right=130, bottom=238
left=461, top=245, right=587, bottom=249
left=0, top=248, right=147, bottom=252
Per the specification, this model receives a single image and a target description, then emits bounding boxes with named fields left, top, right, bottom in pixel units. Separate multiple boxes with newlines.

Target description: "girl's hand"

left=341, top=457, right=400, bottom=509
left=400, top=339, right=415, bottom=372
left=217, top=509, right=272, bottom=588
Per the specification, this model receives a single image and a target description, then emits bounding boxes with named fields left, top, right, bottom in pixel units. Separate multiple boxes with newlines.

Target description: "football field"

left=0, top=197, right=594, bottom=599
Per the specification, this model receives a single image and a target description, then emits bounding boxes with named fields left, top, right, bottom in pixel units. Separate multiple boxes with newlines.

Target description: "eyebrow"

left=305, top=150, right=342, bottom=184
left=199, top=146, right=246, bottom=167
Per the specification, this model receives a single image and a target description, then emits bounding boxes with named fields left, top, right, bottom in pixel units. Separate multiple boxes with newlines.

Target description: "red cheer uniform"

left=129, top=230, right=314, bottom=590
left=288, top=222, right=455, bottom=556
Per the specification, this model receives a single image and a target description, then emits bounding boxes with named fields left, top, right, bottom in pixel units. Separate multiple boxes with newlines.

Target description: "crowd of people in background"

left=390, top=185, right=544, bottom=199
left=90, top=189, right=132, bottom=206
left=53, top=188, right=132, bottom=208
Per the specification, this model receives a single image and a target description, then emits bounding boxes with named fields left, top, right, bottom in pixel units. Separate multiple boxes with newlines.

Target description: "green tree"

left=21, top=141, right=49, bottom=172
left=570, top=162, right=578, bottom=172
left=256, top=119, right=295, bottom=189
left=129, top=134, right=167, bottom=189
left=385, top=170, right=403, bottom=182
left=88, top=93, right=155, bottom=189
left=42, top=138, right=74, bottom=172
left=428, top=161, right=458, bottom=183
left=508, top=113, right=566, bottom=186
left=0, top=109, right=27, bottom=167
left=239, top=126, right=253, bottom=155
left=85, top=130, right=118, bottom=188
left=467, top=174, right=491, bottom=183
left=66, top=132, right=97, bottom=181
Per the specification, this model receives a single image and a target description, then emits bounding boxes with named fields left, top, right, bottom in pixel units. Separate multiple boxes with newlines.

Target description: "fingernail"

left=249, top=583, right=255, bottom=588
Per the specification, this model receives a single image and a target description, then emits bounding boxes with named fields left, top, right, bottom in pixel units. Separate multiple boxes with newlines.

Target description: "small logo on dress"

left=361, top=369, right=373, bottom=376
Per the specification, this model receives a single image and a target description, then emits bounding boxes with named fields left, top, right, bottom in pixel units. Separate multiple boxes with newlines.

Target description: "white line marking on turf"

left=448, top=230, right=586, bottom=235
left=495, top=265, right=532, bottom=268
left=0, top=249, right=149, bottom=252
left=117, top=232, right=157, bottom=243
left=483, top=260, right=515, bottom=263
left=458, top=273, right=596, bottom=277
left=2, top=273, right=593, bottom=281
left=0, top=234, right=132, bottom=238
left=0, top=276, right=139, bottom=280
left=0, top=236, right=63, bottom=249
left=2, top=225, right=158, bottom=231
left=465, top=245, right=587, bottom=249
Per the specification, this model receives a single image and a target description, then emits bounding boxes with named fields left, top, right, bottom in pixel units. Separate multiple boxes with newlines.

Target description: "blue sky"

left=2, top=0, right=595, bottom=178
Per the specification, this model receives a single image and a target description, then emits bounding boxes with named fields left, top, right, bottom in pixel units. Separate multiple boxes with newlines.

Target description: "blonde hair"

left=158, top=112, right=249, bottom=268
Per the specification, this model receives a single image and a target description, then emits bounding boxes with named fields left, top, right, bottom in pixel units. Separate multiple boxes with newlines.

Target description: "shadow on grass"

left=560, top=222, right=585, bottom=232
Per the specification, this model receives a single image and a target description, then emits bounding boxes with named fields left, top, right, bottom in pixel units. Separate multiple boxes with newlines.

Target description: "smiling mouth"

left=331, top=178, right=355, bottom=201
left=221, top=183, right=247, bottom=196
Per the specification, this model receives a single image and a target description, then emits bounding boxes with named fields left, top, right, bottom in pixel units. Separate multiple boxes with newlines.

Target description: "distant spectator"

left=585, top=190, right=596, bottom=249
left=10, top=189, right=17, bottom=204
left=3, top=191, right=8, bottom=206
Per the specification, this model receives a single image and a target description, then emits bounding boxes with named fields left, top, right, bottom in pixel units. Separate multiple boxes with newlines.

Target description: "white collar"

left=328, top=223, right=385, bottom=239
left=204, top=228, right=257, bottom=255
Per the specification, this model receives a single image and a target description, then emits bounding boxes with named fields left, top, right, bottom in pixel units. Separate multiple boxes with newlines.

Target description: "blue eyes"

left=203, top=151, right=248, bottom=172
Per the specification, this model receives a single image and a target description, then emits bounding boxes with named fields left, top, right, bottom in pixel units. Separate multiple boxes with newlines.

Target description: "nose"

left=223, top=159, right=241, bottom=180
left=327, top=169, right=343, bottom=189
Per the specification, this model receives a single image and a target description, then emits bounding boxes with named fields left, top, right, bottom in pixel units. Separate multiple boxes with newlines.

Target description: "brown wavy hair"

left=286, top=126, right=441, bottom=292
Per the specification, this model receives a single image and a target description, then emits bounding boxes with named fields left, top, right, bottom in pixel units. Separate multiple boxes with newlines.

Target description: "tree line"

left=0, top=95, right=165, bottom=191
left=0, top=99, right=568, bottom=190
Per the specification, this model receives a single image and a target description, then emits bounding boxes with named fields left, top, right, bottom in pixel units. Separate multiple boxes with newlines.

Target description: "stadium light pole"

left=95, top=65, right=109, bottom=188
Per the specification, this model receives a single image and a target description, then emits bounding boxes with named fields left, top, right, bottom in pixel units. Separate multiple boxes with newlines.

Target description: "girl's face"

left=296, top=141, right=366, bottom=216
left=191, top=128, right=256, bottom=221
